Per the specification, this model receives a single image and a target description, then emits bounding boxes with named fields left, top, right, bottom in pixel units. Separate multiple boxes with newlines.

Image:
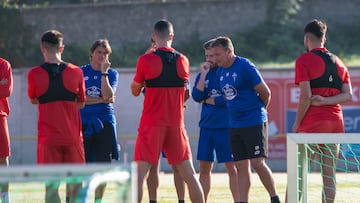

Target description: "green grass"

left=6, top=172, right=360, bottom=202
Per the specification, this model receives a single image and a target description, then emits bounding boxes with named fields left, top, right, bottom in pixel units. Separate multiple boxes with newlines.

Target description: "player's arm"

left=27, top=71, right=39, bottom=105
left=184, top=89, right=190, bottom=102
left=0, top=61, right=12, bottom=98
left=131, top=81, right=143, bottom=96
left=85, top=96, right=105, bottom=105
left=254, top=81, right=271, bottom=109
left=311, top=83, right=352, bottom=106
left=192, top=64, right=209, bottom=103
left=77, top=101, right=85, bottom=109
left=292, top=81, right=312, bottom=132
left=77, top=73, right=86, bottom=109
left=100, top=60, right=115, bottom=102
left=30, top=98, right=39, bottom=104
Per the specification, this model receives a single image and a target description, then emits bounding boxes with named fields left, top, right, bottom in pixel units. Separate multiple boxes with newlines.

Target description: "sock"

left=95, top=197, right=102, bottom=203
left=149, top=200, right=157, bottom=203
left=271, top=195, right=281, bottom=203
left=179, top=200, right=185, bottom=203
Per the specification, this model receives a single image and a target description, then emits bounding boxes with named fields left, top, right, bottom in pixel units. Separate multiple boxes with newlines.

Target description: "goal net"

left=287, top=133, right=360, bottom=203
left=0, top=162, right=137, bottom=203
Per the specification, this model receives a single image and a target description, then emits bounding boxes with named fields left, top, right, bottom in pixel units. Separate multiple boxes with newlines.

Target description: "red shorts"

left=0, top=116, right=10, bottom=158
left=298, top=119, right=344, bottom=133
left=134, top=125, right=192, bottom=165
left=37, top=143, right=85, bottom=164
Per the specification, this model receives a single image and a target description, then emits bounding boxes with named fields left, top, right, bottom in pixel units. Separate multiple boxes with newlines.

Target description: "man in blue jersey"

left=80, top=39, right=119, bottom=203
left=192, top=39, right=240, bottom=203
left=210, top=36, right=281, bottom=203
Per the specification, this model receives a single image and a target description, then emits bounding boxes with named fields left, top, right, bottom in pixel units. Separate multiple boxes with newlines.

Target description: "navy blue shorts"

left=197, top=128, right=233, bottom=163
left=229, top=122, right=268, bottom=161
left=82, top=123, right=115, bottom=163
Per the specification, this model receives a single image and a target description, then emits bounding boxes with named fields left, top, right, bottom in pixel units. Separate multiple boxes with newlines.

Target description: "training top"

left=28, top=62, right=86, bottom=146
left=295, top=47, right=351, bottom=125
left=192, top=67, right=229, bottom=128
left=80, top=64, right=118, bottom=128
left=0, top=57, right=13, bottom=117
left=218, top=56, right=267, bottom=128
left=133, top=47, right=189, bottom=126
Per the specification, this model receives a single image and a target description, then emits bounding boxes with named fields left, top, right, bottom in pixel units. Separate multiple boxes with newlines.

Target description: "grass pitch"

left=7, top=172, right=360, bottom=202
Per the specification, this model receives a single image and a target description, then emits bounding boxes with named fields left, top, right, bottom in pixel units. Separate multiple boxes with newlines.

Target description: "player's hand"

left=145, top=43, right=156, bottom=54
left=200, top=62, right=211, bottom=74
left=101, top=58, right=111, bottom=73
left=311, top=95, right=325, bottom=106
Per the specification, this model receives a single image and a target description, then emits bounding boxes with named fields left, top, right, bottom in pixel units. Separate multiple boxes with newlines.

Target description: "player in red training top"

left=0, top=57, right=13, bottom=203
left=131, top=19, right=204, bottom=203
left=27, top=30, right=86, bottom=203
left=292, top=19, right=352, bottom=203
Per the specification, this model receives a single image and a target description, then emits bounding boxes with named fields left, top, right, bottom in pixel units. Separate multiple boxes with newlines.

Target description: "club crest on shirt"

left=208, top=89, right=222, bottom=98
left=86, top=86, right=101, bottom=97
left=222, top=84, right=237, bottom=100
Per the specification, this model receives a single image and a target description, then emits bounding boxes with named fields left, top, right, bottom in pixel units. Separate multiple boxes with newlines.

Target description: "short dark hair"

left=304, top=19, right=327, bottom=39
left=211, top=36, right=234, bottom=51
left=41, top=30, right=63, bottom=47
left=154, top=19, right=174, bottom=40
left=203, top=39, right=215, bottom=50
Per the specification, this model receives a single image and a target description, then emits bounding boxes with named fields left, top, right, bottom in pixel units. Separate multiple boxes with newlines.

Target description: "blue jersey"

left=80, top=64, right=119, bottom=131
left=192, top=67, right=228, bottom=129
left=218, top=56, right=267, bottom=128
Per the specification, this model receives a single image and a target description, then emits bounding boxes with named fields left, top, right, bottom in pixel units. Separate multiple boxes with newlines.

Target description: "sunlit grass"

left=7, top=172, right=360, bottom=202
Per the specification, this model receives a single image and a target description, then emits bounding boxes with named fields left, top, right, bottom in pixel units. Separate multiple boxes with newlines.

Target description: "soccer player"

left=27, top=30, right=86, bottom=203
left=0, top=57, right=13, bottom=203
left=131, top=19, right=204, bottom=203
left=144, top=38, right=187, bottom=203
left=211, top=36, right=281, bottom=203
left=292, top=19, right=352, bottom=203
left=192, top=39, right=240, bottom=202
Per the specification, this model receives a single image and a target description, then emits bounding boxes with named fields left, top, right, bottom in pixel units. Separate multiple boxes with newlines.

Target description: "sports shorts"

left=82, top=123, right=115, bottom=163
left=134, top=125, right=192, bottom=165
left=0, top=116, right=10, bottom=157
left=229, top=122, right=268, bottom=161
left=37, top=142, right=85, bottom=164
left=298, top=119, right=344, bottom=133
left=197, top=128, right=233, bottom=163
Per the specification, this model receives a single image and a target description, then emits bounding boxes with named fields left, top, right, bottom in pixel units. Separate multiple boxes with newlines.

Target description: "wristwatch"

left=101, top=72, right=109, bottom=77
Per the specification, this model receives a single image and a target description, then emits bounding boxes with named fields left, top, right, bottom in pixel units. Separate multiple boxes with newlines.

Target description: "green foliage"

left=2, top=0, right=360, bottom=68
left=0, top=5, right=40, bottom=68
left=174, top=32, right=204, bottom=67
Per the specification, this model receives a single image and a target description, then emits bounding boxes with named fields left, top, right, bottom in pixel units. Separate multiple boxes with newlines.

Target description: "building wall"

left=21, top=0, right=360, bottom=46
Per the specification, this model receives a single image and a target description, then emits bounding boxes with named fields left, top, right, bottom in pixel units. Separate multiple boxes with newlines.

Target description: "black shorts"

left=229, top=122, right=268, bottom=161
left=82, top=123, right=115, bottom=163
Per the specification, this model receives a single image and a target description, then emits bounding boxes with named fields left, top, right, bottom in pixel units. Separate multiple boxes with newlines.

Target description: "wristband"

left=101, top=72, right=109, bottom=77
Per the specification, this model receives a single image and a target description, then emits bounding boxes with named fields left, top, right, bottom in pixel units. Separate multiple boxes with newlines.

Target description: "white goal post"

left=287, top=133, right=360, bottom=203
left=0, top=162, right=137, bottom=203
